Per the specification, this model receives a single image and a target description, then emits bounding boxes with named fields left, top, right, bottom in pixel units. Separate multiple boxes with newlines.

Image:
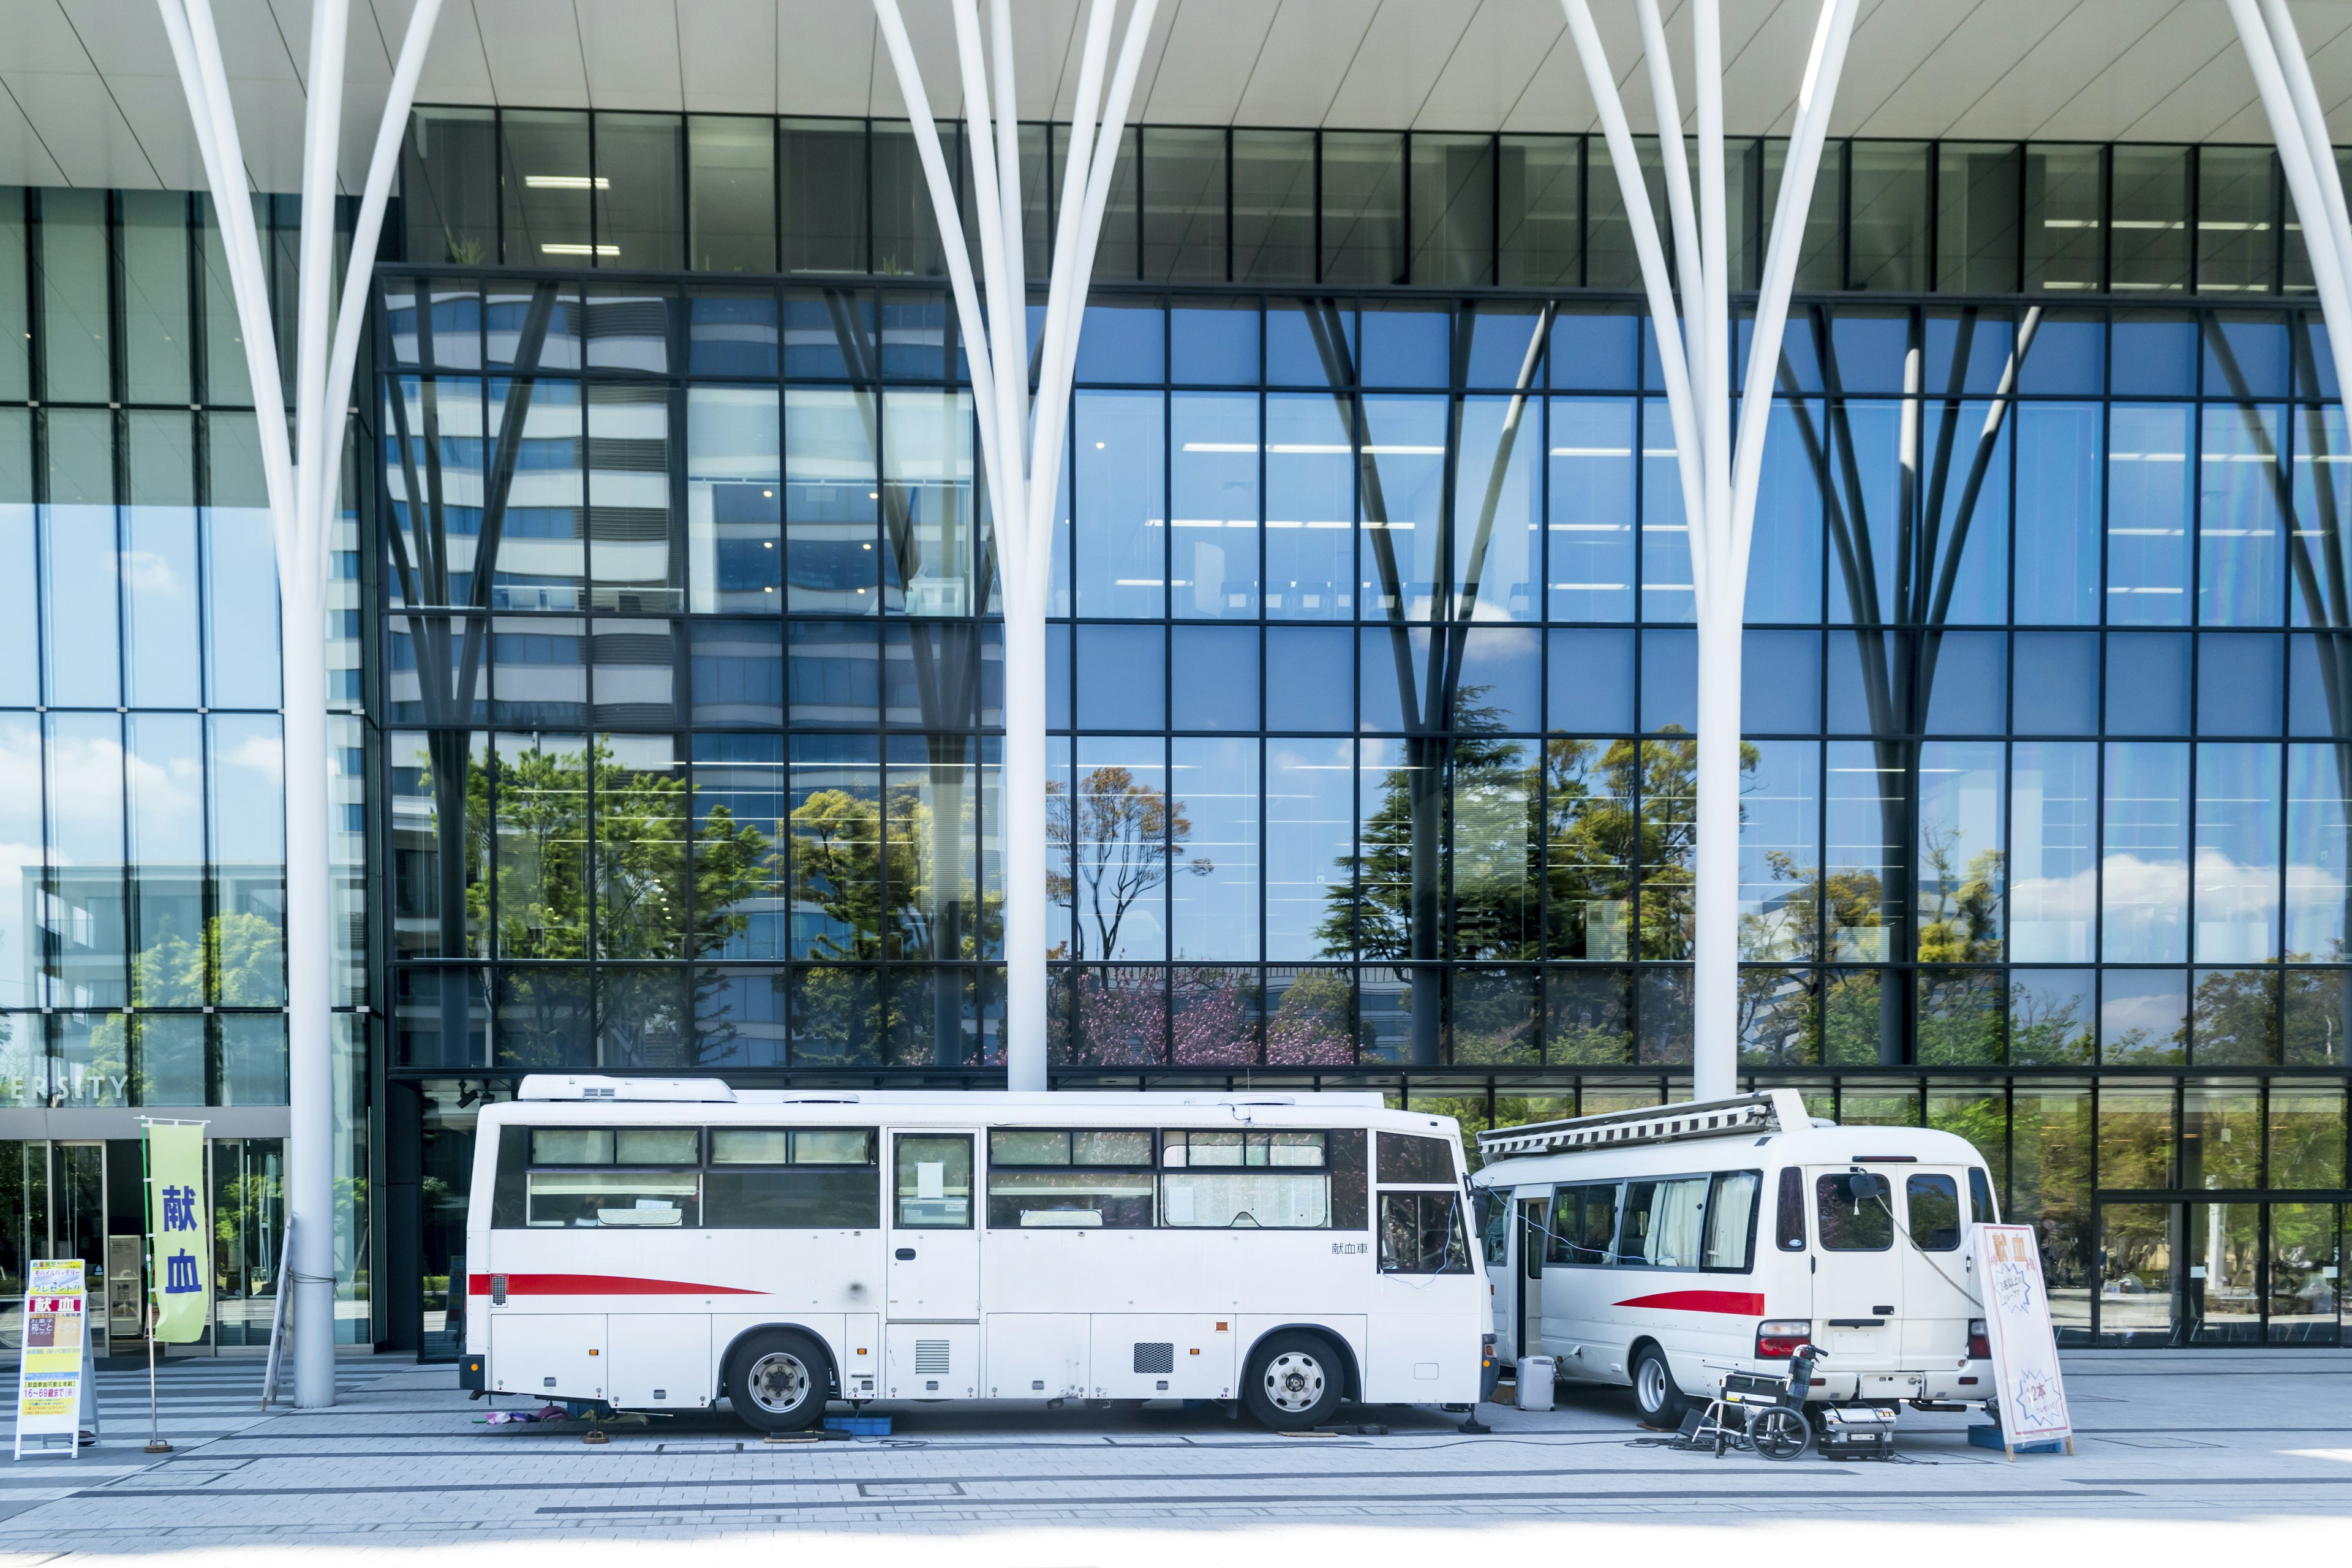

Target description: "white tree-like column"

left=872, top=0, right=1160, bottom=1091
left=154, top=0, right=445, bottom=1409
left=2231, top=0, right=2352, bottom=397
left=1556, top=0, right=1858, bottom=1099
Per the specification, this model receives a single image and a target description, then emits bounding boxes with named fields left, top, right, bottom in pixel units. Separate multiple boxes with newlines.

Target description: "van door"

left=887, top=1132, right=979, bottom=1320
left=1515, top=1195, right=1550, bottom=1359
left=1809, top=1166, right=1904, bottom=1374
left=1895, top=1169, right=1976, bottom=1369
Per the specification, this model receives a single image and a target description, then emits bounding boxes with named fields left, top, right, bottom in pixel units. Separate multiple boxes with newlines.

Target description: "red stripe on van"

left=467, top=1273, right=763, bottom=1297
left=1611, top=1289, right=1766, bottom=1316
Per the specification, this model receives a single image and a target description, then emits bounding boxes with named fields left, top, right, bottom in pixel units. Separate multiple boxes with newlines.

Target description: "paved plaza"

left=0, top=1351, right=2340, bottom=1560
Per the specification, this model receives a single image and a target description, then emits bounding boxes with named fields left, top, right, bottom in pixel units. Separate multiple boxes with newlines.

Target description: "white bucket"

left=1515, top=1356, right=1556, bottom=1411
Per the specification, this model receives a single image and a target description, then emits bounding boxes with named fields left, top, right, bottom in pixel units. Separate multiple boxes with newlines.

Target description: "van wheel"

left=1630, top=1345, right=1686, bottom=1426
left=724, top=1330, right=830, bottom=1434
left=1243, top=1332, right=1345, bottom=1430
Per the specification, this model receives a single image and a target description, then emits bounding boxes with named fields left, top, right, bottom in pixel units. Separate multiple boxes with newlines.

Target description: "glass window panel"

left=496, top=966, right=594, bottom=1068
left=2107, top=404, right=2193, bottom=625
left=404, top=108, right=499, bottom=266
left=1640, top=396, right=1693, bottom=622
left=1746, top=402, right=1824, bottom=624
left=1144, top=126, right=1227, bottom=282
left=687, top=116, right=774, bottom=273
left=586, top=384, right=677, bottom=611
left=2012, top=741, right=2097, bottom=961
left=2286, top=742, right=2352, bottom=960
left=1074, top=390, right=1166, bottom=618
left=1170, top=737, right=1259, bottom=962
left=1450, top=742, right=1538, bottom=962
left=593, top=734, right=687, bottom=960
left=132, top=1012, right=203, bottom=1107
left=1918, top=968, right=2003, bottom=1065
left=2290, top=405, right=2350, bottom=630
left=687, top=288, right=778, bottom=377
left=2105, top=631, right=2190, bottom=734
left=2195, top=742, right=2281, bottom=963
left=1233, top=130, right=1314, bottom=284
left=2015, top=404, right=2102, bottom=624
left=493, top=733, right=590, bottom=960
left=1265, top=739, right=1354, bottom=961
left=1409, top=134, right=1493, bottom=287
left=1453, top=628, right=1539, bottom=733
left=0, top=714, right=39, bottom=1008
left=1322, top=132, right=1404, bottom=285
left=597, top=965, right=689, bottom=1068
left=501, top=110, right=594, bottom=265
left=786, top=620, right=878, bottom=728
left=1845, top=142, right=1928, bottom=291
left=127, top=714, right=204, bottom=1007
left=2101, top=970, right=2187, bottom=1065
left=691, top=731, right=785, bottom=962
left=2109, top=146, right=2190, bottom=294
left=1453, top=394, right=1538, bottom=622
left=120, top=190, right=191, bottom=404
left=1548, top=628, right=1634, bottom=734
left=789, top=735, right=881, bottom=960
left=202, top=432, right=281, bottom=697
left=2012, top=631, right=2098, bottom=735
left=1499, top=135, right=1579, bottom=288
left=486, top=377, right=584, bottom=612
left=871, top=121, right=959, bottom=282
left=207, top=714, right=284, bottom=1006
left=1171, top=300, right=1257, bottom=385
left=689, top=968, right=786, bottom=1069
left=1065, top=124, right=1138, bottom=282
left=2113, top=312, right=2197, bottom=396
left=2198, top=632, right=2283, bottom=736
left=38, top=189, right=108, bottom=402
left=597, top=113, right=687, bottom=266
left=2007, top=969, right=2094, bottom=1064
left=124, top=412, right=200, bottom=710
left=1740, top=740, right=1819, bottom=962
left=2270, top=1087, right=2345, bottom=1188
left=1923, top=632, right=2005, bottom=733
left=1171, top=391, right=1259, bottom=617
left=1825, top=739, right=1904, bottom=962
left=1937, top=143, right=2021, bottom=293
left=1917, top=741, right=2004, bottom=963
left=2199, top=147, right=2277, bottom=295
left=882, top=390, right=974, bottom=616
left=2104, top=741, right=2190, bottom=962
left=197, top=195, right=255, bottom=403
left=1063, top=739, right=1170, bottom=961
left=1264, top=393, right=1354, bottom=619
left=1545, top=738, right=1635, bottom=962
left=2009, top=1084, right=2092, bottom=1336
left=1547, top=966, right=1632, bottom=1063
left=686, top=386, right=779, bottom=613
left=1359, top=396, right=1444, bottom=620
left=2023, top=145, right=2103, bottom=294
left=46, top=713, right=126, bottom=1009
left=884, top=734, right=977, bottom=962
left=2199, top=404, right=2286, bottom=627
left=1074, top=300, right=1163, bottom=383
left=1267, top=298, right=1353, bottom=387
left=43, top=409, right=118, bottom=708
left=389, top=729, right=488, bottom=961
left=1586, top=137, right=1667, bottom=290
left=783, top=387, right=880, bottom=613
left=0, top=412, right=31, bottom=707
left=1074, top=624, right=1164, bottom=731
left=489, top=616, right=585, bottom=729
left=2189, top=969, right=2277, bottom=1065
left=1638, top=737, right=1695, bottom=960
left=781, top=118, right=867, bottom=274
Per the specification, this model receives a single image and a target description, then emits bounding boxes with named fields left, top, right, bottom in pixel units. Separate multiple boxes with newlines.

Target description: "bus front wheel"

left=1243, top=1332, right=1345, bottom=1430
left=724, top=1330, right=830, bottom=1434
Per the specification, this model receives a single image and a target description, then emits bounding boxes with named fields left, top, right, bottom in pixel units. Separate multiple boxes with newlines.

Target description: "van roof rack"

left=1476, top=1089, right=1818, bottom=1159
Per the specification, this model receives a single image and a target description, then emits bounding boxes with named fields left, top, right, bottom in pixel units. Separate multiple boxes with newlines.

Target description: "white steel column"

left=1559, top=0, right=1859, bottom=1099
left=156, top=0, right=447, bottom=1408
left=2230, top=0, right=2352, bottom=406
left=873, top=0, right=1158, bottom=1092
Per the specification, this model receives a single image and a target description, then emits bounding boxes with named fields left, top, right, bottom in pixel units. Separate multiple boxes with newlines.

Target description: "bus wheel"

left=1630, top=1345, right=1686, bottom=1426
left=1243, top=1332, right=1344, bottom=1429
left=725, top=1330, right=829, bottom=1434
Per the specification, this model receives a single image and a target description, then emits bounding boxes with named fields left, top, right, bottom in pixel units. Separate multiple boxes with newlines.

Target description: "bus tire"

left=1630, top=1344, right=1686, bottom=1426
left=723, top=1329, right=831, bottom=1434
left=1243, top=1331, right=1346, bottom=1430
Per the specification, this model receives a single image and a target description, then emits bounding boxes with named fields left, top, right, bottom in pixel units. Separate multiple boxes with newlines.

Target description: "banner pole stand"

left=142, top=1122, right=170, bottom=1454
left=144, top=1314, right=168, bottom=1455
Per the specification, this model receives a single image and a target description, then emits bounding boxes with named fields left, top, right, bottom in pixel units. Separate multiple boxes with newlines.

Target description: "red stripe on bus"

left=467, top=1273, right=763, bottom=1297
left=1610, top=1290, right=1766, bottom=1316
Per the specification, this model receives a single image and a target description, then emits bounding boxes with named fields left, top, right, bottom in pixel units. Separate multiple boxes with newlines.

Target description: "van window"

left=1615, top=1177, right=1708, bottom=1267
left=1968, top=1166, right=1997, bottom=1225
left=1477, top=1190, right=1509, bottom=1265
left=1905, top=1174, right=1962, bottom=1251
left=1377, top=1191, right=1473, bottom=1274
left=1547, top=1183, right=1618, bottom=1264
left=1703, top=1171, right=1761, bottom=1270
left=1816, top=1172, right=1894, bottom=1251
left=1377, top=1131, right=1457, bottom=1185
left=1774, top=1167, right=1805, bottom=1250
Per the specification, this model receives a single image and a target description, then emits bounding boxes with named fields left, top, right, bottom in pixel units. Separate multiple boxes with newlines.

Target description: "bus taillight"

left=1755, top=1320, right=1812, bottom=1359
left=1967, top=1318, right=1991, bottom=1360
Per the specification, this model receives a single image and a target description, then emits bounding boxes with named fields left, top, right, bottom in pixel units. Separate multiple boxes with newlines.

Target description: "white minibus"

left=462, top=1076, right=1490, bottom=1431
left=1470, top=1091, right=1996, bottom=1423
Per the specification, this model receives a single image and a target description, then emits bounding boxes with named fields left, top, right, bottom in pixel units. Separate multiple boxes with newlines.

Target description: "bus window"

left=1548, top=1183, right=1617, bottom=1265
left=1330, top=1130, right=1368, bottom=1229
left=1378, top=1191, right=1472, bottom=1275
left=1613, top=1177, right=1707, bottom=1267
left=1162, top=1131, right=1330, bottom=1227
left=1702, top=1171, right=1761, bottom=1270
left=1905, top=1174, right=1961, bottom=1251
left=1968, top=1166, right=1997, bottom=1226
left=986, top=1129, right=1155, bottom=1227
left=1376, top=1132, right=1455, bottom=1185
left=527, top=1170, right=699, bottom=1228
left=1774, top=1167, right=1805, bottom=1251
left=894, top=1134, right=973, bottom=1227
left=1816, top=1172, right=1893, bottom=1251
left=705, top=1127, right=880, bottom=1228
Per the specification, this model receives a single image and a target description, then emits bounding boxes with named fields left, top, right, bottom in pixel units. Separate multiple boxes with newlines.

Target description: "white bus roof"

left=515, top=1075, right=1390, bottom=1109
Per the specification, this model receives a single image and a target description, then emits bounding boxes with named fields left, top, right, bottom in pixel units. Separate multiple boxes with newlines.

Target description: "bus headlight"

left=1755, top=1319, right=1812, bottom=1359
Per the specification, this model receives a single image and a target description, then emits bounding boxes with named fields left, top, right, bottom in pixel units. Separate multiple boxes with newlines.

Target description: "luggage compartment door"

left=491, top=1313, right=607, bottom=1400
left=606, top=1314, right=713, bottom=1409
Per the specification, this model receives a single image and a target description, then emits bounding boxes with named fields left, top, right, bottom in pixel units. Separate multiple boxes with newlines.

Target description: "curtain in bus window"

left=1702, top=1171, right=1762, bottom=1270
left=1377, top=1190, right=1472, bottom=1274
left=526, top=1170, right=700, bottom=1227
left=1161, top=1170, right=1330, bottom=1228
left=985, top=1128, right=1156, bottom=1227
left=1905, top=1174, right=1962, bottom=1251
left=1615, top=1177, right=1708, bottom=1267
left=1815, top=1172, right=1894, bottom=1250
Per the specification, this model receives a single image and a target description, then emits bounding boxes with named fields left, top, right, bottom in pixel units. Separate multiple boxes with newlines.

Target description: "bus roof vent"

left=1475, top=1089, right=1815, bottom=1160
left=517, top=1074, right=737, bottom=1103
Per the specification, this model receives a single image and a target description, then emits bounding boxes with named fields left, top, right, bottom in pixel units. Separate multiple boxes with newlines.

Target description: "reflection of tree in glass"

left=788, top=780, right=998, bottom=962
left=1047, top=767, right=1205, bottom=963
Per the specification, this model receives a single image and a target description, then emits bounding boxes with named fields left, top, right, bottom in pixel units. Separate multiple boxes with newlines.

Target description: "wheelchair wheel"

left=1749, top=1406, right=1812, bottom=1461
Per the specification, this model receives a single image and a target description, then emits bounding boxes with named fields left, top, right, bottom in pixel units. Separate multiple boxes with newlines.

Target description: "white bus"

left=1470, top=1091, right=1996, bottom=1424
left=461, top=1076, right=1490, bottom=1431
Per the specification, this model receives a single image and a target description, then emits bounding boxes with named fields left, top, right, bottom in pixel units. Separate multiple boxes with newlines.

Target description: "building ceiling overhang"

left=5, top=0, right=2352, bottom=193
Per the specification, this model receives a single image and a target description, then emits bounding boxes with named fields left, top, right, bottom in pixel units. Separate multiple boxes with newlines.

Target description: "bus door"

left=1515, top=1194, right=1549, bottom=1360
left=888, top=1132, right=979, bottom=1319
left=1810, top=1166, right=1904, bottom=1371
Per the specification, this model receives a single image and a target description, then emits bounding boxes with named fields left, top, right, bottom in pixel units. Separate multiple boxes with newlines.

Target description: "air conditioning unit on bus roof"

left=518, top=1074, right=738, bottom=1103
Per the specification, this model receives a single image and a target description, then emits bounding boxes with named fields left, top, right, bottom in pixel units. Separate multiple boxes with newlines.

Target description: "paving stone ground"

left=0, top=1349, right=2340, bottom=1561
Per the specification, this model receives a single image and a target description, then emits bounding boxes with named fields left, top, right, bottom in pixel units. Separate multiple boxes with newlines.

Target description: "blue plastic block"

left=824, top=1415, right=891, bottom=1436
left=1968, top=1424, right=2064, bottom=1454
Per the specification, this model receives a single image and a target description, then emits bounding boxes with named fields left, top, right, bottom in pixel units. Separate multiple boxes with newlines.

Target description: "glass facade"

left=347, top=118, right=2352, bottom=1352
left=0, top=187, right=371, bottom=1348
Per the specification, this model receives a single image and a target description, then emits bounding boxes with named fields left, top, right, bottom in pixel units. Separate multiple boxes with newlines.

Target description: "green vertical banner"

left=147, top=1122, right=210, bottom=1343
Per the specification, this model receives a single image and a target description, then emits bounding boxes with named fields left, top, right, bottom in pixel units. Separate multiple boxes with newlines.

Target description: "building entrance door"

left=2094, top=1200, right=2345, bottom=1346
